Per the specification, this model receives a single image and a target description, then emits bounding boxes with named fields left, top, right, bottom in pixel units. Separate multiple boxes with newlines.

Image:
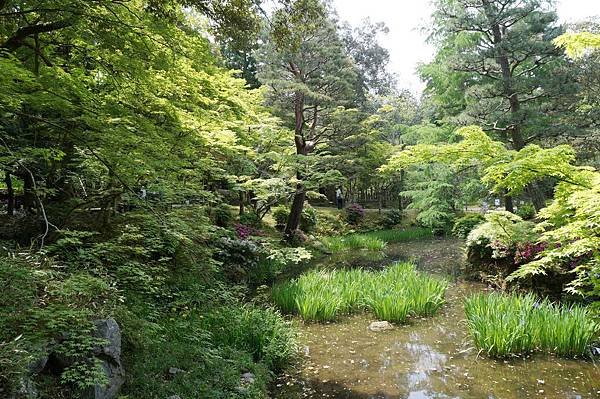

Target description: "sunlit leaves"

left=555, top=32, right=600, bottom=59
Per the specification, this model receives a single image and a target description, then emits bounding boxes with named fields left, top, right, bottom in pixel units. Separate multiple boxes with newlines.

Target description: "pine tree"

left=256, top=0, right=356, bottom=238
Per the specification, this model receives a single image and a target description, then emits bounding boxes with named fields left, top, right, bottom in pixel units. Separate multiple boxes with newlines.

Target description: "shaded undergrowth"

left=271, top=262, right=447, bottom=322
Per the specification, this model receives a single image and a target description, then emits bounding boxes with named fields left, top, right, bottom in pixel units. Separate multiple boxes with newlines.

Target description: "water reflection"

left=273, top=239, right=600, bottom=399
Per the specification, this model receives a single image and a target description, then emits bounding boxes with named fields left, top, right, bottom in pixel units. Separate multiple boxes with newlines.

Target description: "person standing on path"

left=336, top=186, right=344, bottom=209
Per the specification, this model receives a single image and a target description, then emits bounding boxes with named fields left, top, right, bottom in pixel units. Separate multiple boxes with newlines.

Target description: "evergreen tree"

left=425, top=0, right=578, bottom=210
left=256, top=0, right=356, bottom=238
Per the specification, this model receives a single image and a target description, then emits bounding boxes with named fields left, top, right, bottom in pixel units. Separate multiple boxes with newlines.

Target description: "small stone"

left=168, top=367, right=185, bottom=376
left=240, top=372, right=256, bottom=385
left=368, top=321, right=393, bottom=332
left=166, top=396, right=181, bottom=399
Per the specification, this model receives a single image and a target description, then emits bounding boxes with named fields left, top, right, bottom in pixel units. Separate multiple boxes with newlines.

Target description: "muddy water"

left=274, top=238, right=600, bottom=399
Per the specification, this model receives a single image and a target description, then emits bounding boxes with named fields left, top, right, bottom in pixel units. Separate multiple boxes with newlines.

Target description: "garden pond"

left=273, top=238, right=600, bottom=399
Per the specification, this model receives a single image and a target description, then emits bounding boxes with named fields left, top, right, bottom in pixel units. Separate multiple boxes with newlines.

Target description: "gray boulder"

left=240, top=372, right=256, bottom=385
left=368, top=321, right=394, bottom=332
left=83, top=318, right=125, bottom=399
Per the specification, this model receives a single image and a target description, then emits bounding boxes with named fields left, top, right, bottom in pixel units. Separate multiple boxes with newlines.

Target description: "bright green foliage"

left=383, top=125, right=600, bottom=299
left=508, top=173, right=600, bottom=294
left=452, top=214, right=485, bottom=238
left=322, top=228, right=432, bottom=253
left=243, top=178, right=295, bottom=221
left=381, top=126, right=504, bottom=174
left=466, top=211, right=537, bottom=259
left=271, top=262, right=447, bottom=322
left=323, top=235, right=387, bottom=253
left=0, top=0, right=284, bottom=233
left=401, top=166, right=457, bottom=235
left=555, top=32, right=600, bottom=58
left=202, top=306, right=297, bottom=372
left=465, top=292, right=599, bottom=358
left=515, top=203, right=536, bottom=220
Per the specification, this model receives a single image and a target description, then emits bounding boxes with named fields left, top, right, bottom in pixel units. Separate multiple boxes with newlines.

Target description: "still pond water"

left=273, top=239, right=600, bottom=399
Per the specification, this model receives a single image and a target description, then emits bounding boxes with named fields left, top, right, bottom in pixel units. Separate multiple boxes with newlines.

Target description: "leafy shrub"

left=214, top=236, right=311, bottom=286
left=515, top=202, right=536, bottom=220
left=466, top=211, right=537, bottom=260
left=0, top=255, right=119, bottom=395
left=465, top=292, right=599, bottom=358
left=504, top=173, right=600, bottom=300
left=204, top=306, right=296, bottom=371
left=271, top=205, right=289, bottom=230
left=514, top=242, right=547, bottom=265
left=122, top=311, right=272, bottom=399
left=315, top=211, right=349, bottom=237
left=345, top=203, right=365, bottom=225
left=300, top=204, right=318, bottom=233
left=271, top=203, right=318, bottom=233
left=239, top=211, right=261, bottom=227
left=234, top=223, right=254, bottom=239
left=214, top=237, right=261, bottom=283
left=430, top=213, right=456, bottom=236
left=383, top=209, right=403, bottom=228
left=214, top=204, right=233, bottom=227
left=452, top=214, right=485, bottom=238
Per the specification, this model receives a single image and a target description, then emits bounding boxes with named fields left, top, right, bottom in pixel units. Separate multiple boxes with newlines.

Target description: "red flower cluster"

left=514, top=242, right=547, bottom=265
left=234, top=223, right=258, bottom=239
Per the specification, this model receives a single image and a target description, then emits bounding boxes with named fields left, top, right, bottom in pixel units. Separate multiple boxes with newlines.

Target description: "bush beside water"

left=271, top=262, right=447, bottom=322
left=452, top=214, right=485, bottom=238
left=464, top=292, right=599, bottom=358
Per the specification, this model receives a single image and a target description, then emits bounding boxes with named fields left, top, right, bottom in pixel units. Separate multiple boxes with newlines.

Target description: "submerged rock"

left=368, top=321, right=393, bottom=332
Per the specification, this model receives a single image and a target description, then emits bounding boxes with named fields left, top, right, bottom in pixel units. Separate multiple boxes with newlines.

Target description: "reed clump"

left=322, top=228, right=432, bottom=253
left=272, top=262, right=447, bottom=322
left=464, top=292, right=599, bottom=358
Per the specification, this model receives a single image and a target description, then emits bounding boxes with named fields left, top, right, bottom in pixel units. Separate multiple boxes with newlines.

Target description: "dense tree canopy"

left=1, top=1, right=600, bottom=398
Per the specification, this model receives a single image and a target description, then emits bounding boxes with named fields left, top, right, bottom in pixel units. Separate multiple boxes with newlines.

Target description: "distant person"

left=336, top=186, right=344, bottom=209
left=482, top=200, right=489, bottom=213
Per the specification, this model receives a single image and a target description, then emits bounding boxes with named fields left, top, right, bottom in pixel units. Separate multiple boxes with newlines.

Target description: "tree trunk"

left=22, top=171, right=35, bottom=212
left=504, top=194, right=514, bottom=213
left=487, top=10, right=545, bottom=211
left=527, top=182, right=546, bottom=211
left=239, top=191, right=245, bottom=215
left=284, top=89, right=307, bottom=239
left=284, top=187, right=305, bottom=239
left=5, top=172, right=14, bottom=216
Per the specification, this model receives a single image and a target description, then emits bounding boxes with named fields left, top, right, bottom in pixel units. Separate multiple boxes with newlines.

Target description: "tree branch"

left=2, top=19, right=72, bottom=51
